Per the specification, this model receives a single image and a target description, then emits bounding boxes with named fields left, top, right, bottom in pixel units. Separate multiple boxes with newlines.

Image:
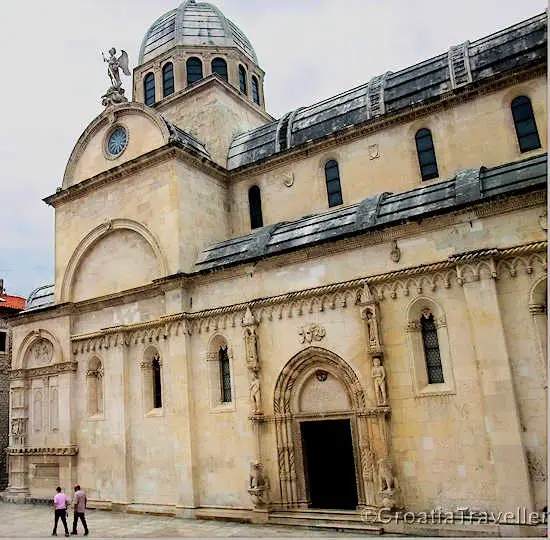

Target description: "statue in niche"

left=365, top=309, right=381, bottom=349
left=372, top=357, right=387, bottom=405
left=249, top=372, right=262, bottom=415
left=11, top=418, right=26, bottom=437
left=378, top=457, right=395, bottom=492
left=244, top=326, right=259, bottom=371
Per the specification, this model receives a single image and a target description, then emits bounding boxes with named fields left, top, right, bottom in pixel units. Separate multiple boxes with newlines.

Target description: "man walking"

left=71, top=484, right=89, bottom=536
left=52, top=486, right=70, bottom=537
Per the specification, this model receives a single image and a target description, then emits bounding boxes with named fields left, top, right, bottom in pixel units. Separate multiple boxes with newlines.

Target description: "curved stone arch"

left=274, top=346, right=367, bottom=416
left=61, top=218, right=168, bottom=302
left=16, top=329, right=64, bottom=370
left=63, top=102, right=171, bottom=188
left=529, top=274, right=547, bottom=306
left=406, top=294, right=446, bottom=325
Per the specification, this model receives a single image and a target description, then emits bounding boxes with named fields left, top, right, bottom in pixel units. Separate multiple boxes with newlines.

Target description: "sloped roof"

left=228, top=13, right=547, bottom=170
left=196, top=153, right=547, bottom=271
left=0, top=293, right=26, bottom=311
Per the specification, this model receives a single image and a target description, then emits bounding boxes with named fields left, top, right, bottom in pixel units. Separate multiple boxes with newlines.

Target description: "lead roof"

left=227, top=13, right=547, bottom=170
left=196, top=153, right=547, bottom=272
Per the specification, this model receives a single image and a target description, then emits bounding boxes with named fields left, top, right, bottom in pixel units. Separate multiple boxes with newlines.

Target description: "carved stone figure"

left=249, top=372, right=262, bottom=415
left=11, top=418, right=26, bottom=437
left=244, top=326, right=259, bottom=371
left=103, top=47, right=130, bottom=89
left=365, top=309, right=381, bottom=349
left=31, top=339, right=53, bottom=365
left=101, top=47, right=130, bottom=106
left=298, top=324, right=326, bottom=344
left=378, top=457, right=395, bottom=492
left=390, top=240, right=401, bottom=263
left=372, top=357, right=387, bottom=406
left=248, top=461, right=269, bottom=507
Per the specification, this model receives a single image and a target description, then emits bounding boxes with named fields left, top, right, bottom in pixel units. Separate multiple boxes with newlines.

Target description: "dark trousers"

left=53, top=509, right=69, bottom=534
left=72, top=512, right=88, bottom=534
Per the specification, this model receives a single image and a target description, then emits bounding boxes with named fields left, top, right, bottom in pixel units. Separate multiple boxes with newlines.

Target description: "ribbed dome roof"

left=138, top=0, right=258, bottom=65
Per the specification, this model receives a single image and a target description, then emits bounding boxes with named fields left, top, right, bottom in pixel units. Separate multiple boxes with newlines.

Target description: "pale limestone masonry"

left=3, top=3, right=548, bottom=536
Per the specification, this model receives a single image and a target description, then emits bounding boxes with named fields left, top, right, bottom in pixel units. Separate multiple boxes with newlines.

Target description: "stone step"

left=268, top=510, right=384, bottom=534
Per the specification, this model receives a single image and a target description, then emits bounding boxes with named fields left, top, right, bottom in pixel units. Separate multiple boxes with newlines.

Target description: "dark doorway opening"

left=300, top=419, right=358, bottom=510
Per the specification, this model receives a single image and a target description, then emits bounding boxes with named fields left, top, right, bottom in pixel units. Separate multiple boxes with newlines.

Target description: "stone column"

left=461, top=272, right=533, bottom=511
left=529, top=303, right=547, bottom=375
left=6, top=378, right=29, bottom=499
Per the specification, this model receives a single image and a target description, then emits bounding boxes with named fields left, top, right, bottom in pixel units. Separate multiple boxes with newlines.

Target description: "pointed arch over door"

left=273, top=347, right=386, bottom=511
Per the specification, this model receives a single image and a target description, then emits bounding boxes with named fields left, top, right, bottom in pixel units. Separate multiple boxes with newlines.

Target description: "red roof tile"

left=0, top=294, right=26, bottom=310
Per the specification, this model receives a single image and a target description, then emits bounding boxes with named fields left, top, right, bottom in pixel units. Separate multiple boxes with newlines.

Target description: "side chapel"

left=4, top=1, right=548, bottom=534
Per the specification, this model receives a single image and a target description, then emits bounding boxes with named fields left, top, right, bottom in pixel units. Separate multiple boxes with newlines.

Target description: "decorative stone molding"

left=448, top=41, right=472, bottom=89
left=298, top=324, right=326, bottom=344
left=7, top=446, right=79, bottom=456
left=9, top=362, right=78, bottom=380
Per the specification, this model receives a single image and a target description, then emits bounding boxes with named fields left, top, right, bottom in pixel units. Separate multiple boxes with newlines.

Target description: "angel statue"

left=102, top=48, right=130, bottom=89
left=101, top=47, right=130, bottom=107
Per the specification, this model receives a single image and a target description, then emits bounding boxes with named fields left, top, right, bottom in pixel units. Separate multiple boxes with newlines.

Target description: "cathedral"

left=4, top=1, right=547, bottom=535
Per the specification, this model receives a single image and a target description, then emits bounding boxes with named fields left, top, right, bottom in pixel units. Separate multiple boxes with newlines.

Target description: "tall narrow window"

left=415, top=128, right=439, bottom=181
left=219, top=347, right=232, bottom=403
left=144, top=72, right=155, bottom=106
left=162, top=62, right=174, bottom=97
left=0, top=331, right=6, bottom=352
left=239, top=65, right=247, bottom=95
left=186, top=57, right=203, bottom=85
left=251, top=76, right=260, bottom=105
left=511, top=96, right=541, bottom=153
left=421, top=313, right=444, bottom=384
left=152, top=354, right=162, bottom=408
left=325, top=160, right=343, bottom=207
left=211, top=58, right=228, bottom=81
left=248, top=185, right=263, bottom=229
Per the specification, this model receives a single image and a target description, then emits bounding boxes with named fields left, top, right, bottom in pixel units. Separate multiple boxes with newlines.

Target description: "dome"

left=138, top=0, right=258, bottom=65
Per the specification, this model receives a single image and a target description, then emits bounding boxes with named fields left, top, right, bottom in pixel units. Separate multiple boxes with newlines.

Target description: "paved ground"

left=0, top=502, right=355, bottom=538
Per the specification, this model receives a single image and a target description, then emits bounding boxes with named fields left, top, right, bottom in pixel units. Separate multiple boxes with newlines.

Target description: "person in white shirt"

left=52, top=486, right=70, bottom=537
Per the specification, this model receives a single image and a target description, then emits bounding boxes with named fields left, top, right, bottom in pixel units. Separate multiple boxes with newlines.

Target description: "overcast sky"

left=0, top=0, right=546, bottom=298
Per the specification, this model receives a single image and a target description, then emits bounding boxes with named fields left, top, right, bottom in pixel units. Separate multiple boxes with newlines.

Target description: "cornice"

left=228, top=64, right=546, bottom=179
left=45, top=145, right=227, bottom=207
left=9, top=361, right=78, bottom=380
left=69, top=241, right=547, bottom=348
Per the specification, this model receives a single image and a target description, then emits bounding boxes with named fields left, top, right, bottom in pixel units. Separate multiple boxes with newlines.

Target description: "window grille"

left=144, top=73, right=155, bottom=106
left=162, top=62, right=174, bottom=97
left=211, top=58, right=228, bottom=81
left=415, top=128, right=439, bottom=181
left=325, top=160, right=343, bottom=207
left=186, top=57, right=203, bottom=85
left=239, top=65, right=247, bottom=95
left=252, top=76, right=260, bottom=105
left=219, top=347, right=232, bottom=403
left=511, top=96, right=541, bottom=153
left=421, top=314, right=444, bottom=384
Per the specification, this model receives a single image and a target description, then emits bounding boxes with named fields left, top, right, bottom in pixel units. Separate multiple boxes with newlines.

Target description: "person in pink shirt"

left=52, top=486, right=70, bottom=537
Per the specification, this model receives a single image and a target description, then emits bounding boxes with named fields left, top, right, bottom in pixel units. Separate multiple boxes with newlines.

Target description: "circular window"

left=106, top=126, right=128, bottom=157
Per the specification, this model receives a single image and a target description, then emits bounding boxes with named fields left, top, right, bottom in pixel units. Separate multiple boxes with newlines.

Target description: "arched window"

left=87, top=357, right=104, bottom=417
left=251, top=76, right=260, bottom=105
left=211, top=58, right=228, bottom=81
left=141, top=348, right=163, bottom=412
left=420, top=313, right=444, bottom=384
left=415, top=128, right=439, bottom=181
left=186, top=57, right=203, bottom=85
left=152, top=354, right=162, bottom=409
left=219, top=346, right=232, bottom=403
left=325, top=160, right=343, bottom=207
left=144, top=72, right=155, bottom=106
left=511, top=96, right=541, bottom=153
left=239, top=65, right=247, bottom=95
left=162, top=62, right=175, bottom=97
left=248, top=185, right=263, bottom=229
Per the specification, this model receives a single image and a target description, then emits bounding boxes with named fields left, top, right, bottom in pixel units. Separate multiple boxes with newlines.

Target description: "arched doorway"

left=273, top=347, right=381, bottom=510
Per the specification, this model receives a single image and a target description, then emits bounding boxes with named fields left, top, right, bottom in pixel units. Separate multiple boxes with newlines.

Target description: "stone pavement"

left=0, top=502, right=357, bottom=538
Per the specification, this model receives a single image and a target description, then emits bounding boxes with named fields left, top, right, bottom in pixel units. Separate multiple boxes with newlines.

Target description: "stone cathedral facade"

left=4, top=1, right=548, bottom=535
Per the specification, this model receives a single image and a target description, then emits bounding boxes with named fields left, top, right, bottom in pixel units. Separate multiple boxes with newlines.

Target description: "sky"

left=0, top=0, right=546, bottom=298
